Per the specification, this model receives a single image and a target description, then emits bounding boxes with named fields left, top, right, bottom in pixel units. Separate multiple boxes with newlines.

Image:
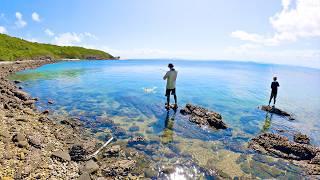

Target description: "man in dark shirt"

left=269, top=76, right=280, bottom=106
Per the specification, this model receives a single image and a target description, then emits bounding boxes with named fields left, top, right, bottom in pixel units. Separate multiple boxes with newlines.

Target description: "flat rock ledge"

left=180, top=103, right=227, bottom=129
left=260, top=105, right=295, bottom=120
left=249, top=133, right=320, bottom=175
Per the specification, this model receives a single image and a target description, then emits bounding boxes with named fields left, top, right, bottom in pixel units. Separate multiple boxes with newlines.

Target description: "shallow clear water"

left=11, top=60, right=320, bottom=178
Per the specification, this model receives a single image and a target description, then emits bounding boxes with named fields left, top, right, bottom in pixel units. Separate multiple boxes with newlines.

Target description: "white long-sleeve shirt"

left=163, top=69, right=178, bottom=89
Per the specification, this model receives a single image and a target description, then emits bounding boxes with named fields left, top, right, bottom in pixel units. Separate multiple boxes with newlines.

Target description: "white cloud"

left=26, top=38, right=40, bottom=43
left=32, top=12, right=41, bottom=22
left=230, top=31, right=278, bottom=46
left=0, top=26, right=7, bottom=34
left=45, top=28, right=54, bottom=36
left=83, top=32, right=98, bottom=40
left=270, top=0, right=320, bottom=40
left=53, top=32, right=82, bottom=46
left=231, top=0, right=320, bottom=45
left=53, top=32, right=98, bottom=46
left=15, top=12, right=27, bottom=28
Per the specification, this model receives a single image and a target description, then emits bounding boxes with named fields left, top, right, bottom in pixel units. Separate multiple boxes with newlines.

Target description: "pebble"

left=78, top=172, right=91, bottom=180
left=19, top=152, right=25, bottom=160
left=16, top=118, right=28, bottom=122
left=52, top=150, right=71, bottom=162
left=83, top=160, right=99, bottom=174
left=0, top=130, right=10, bottom=138
left=18, top=141, right=29, bottom=148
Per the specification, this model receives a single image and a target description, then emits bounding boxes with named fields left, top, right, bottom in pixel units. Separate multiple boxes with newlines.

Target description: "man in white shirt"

left=163, top=63, right=178, bottom=110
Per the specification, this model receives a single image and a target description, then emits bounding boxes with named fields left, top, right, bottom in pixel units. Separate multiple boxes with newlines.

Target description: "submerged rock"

left=294, top=133, right=310, bottom=144
left=104, top=145, right=121, bottom=157
left=180, top=103, right=227, bottom=129
left=128, top=126, right=140, bottom=132
left=102, top=159, right=136, bottom=177
left=260, top=105, right=294, bottom=120
left=128, top=136, right=146, bottom=145
left=249, top=133, right=320, bottom=174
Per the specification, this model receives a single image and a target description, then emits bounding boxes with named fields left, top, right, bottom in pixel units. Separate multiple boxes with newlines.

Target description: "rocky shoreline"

left=0, top=60, right=145, bottom=179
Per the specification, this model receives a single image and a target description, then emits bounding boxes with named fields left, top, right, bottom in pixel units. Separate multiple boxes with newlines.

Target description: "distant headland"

left=0, top=33, right=117, bottom=61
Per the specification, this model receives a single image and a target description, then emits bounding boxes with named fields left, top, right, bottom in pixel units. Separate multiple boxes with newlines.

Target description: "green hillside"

left=0, top=33, right=114, bottom=61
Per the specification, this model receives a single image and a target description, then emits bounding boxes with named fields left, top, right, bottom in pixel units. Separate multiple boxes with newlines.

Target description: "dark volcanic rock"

left=249, top=133, right=319, bottom=160
left=260, top=105, right=294, bottom=120
left=42, top=110, right=49, bottom=114
left=69, top=145, right=87, bottom=161
left=249, top=133, right=320, bottom=174
left=294, top=133, right=310, bottom=144
left=180, top=103, right=227, bottom=129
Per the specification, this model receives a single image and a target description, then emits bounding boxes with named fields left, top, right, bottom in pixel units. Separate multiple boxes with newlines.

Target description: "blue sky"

left=0, top=0, right=319, bottom=68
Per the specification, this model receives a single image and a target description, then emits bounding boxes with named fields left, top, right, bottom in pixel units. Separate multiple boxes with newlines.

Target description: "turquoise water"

left=11, top=60, right=320, bottom=178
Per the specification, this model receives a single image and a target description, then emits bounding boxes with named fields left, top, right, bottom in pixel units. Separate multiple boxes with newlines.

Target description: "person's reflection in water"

left=160, top=110, right=176, bottom=144
left=261, top=112, right=273, bottom=132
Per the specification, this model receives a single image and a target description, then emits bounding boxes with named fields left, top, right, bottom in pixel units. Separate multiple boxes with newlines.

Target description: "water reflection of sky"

left=10, top=60, right=320, bottom=178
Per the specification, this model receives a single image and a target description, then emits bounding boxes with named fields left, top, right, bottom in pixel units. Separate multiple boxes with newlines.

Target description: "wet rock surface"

left=180, top=103, right=227, bottom=129
left=260, top=105, right=294, bottom=120
left=249, top=133, right=320, bottom=174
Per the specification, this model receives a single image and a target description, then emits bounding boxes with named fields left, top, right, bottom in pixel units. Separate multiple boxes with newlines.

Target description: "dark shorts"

left=270, top=92, right=277, bottom=99
left=165, top=88, right=176, bottom=96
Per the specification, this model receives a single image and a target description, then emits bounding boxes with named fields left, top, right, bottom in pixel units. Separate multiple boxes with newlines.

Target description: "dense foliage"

left=0, top=34, right=114, bottom=61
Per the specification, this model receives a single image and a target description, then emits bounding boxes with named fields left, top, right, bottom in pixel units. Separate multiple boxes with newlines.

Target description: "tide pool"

left=10, top=60, right=320, bottom=178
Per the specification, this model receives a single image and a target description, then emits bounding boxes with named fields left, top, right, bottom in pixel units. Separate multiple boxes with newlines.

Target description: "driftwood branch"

left=86, top=136, right=114, bottom=160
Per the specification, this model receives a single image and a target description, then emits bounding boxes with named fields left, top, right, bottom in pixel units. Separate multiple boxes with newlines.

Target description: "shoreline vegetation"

left=0, top=34, right=119, bottom=61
